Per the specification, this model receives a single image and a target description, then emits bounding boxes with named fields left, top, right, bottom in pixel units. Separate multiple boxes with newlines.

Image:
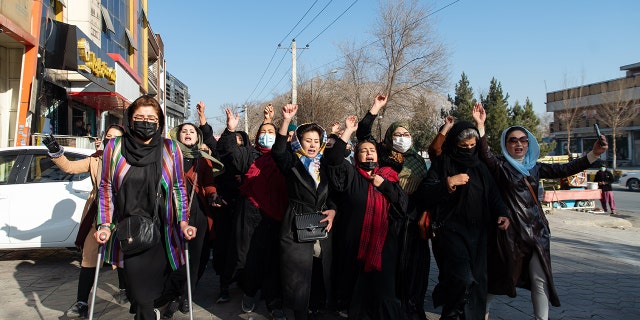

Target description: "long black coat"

left=324, top=139, right=408, bottom=319
left=478, top=135, right=592, bottom=307
left=271, top=133, right=335, bottom=312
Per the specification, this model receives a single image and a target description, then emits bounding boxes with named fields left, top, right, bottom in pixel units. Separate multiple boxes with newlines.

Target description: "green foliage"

left=483, top=78, right=510, bottom=153
left=509, top=98, right=540, bottom=136
left=448, top=72, right=476, bottom=122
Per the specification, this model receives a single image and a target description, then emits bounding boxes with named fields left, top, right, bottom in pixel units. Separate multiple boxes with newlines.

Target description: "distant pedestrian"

left=594, top=163, right=616, bottom=215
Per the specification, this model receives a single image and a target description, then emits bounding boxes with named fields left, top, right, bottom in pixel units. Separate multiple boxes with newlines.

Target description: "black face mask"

left=103, top=138, right=109, bottom=148
left=359, top=161, right=377, bottom=171
left=454, top=146, right=476, bottom=158
left=132, top=121, right=158, bottom=140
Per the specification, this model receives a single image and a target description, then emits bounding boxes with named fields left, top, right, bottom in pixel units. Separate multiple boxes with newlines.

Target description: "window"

left=0, top=154, right=18, bottom=185
left=101, top=5, right=116, bottom=34
left=25, top=154, right=89, bottom=183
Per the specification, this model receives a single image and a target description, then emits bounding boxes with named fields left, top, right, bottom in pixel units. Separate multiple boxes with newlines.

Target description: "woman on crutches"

left=94, top=95, right=196, bottom=320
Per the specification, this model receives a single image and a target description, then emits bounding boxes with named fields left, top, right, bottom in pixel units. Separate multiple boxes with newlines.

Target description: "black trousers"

left=124, top=243, right=169, bottom=320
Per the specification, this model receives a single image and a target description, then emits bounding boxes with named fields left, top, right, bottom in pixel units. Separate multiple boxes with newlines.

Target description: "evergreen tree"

left=449, top=72, right=476, bottom=122
left=483, top=78, right=510, bottom=153
left=409, top=95, right=438, bottom=152
left=509, top=98, right=555, bottom=157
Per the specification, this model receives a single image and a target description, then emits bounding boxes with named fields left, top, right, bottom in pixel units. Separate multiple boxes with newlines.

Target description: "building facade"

left=165, top=71, right=189, bottom=131
left=546, top=63, right=640, bottom=166
left=0, top=0, right=176, bottom=147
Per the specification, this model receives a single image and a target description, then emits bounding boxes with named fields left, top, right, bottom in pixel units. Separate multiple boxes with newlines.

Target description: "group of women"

left=47, top=93, right=608, bottom=320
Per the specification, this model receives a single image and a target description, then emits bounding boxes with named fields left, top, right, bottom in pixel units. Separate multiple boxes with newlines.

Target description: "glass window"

left=0, top=154, right=18, bottom=184
left=26, top=154, right=90, bottom=183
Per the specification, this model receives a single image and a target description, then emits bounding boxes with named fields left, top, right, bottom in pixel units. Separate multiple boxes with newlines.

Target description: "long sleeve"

left=271, top=133, right=294, bottom=173
left=478, top=135, right=500, bottom=171
left=51, top=154, right=91, bottom=174
left=171, top=143, right=189, bottom=223
left=427, top=133, right=446, bottom=160
left=216, top=129, right=256, bottom=174
left=199, top=122, right=219, bottom=158
left=355, top=111, right=377, bottom=142
left=98, top=140, right=116, bottom=225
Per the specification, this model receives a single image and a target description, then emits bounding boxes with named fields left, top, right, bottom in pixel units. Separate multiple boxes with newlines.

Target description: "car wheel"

left=627, top=178, right=640, bottom=192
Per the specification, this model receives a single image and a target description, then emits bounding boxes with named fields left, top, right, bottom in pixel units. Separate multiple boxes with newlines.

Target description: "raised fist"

left=42, top=134, right=61, bottom=154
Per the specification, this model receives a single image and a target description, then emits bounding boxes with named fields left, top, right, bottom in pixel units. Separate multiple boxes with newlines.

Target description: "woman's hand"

left=472, top=102, right=485, bottom=129
left=263, top=104, right=274, bottom=123
left=282, top=104, right=298, bottom=121
left=442, top=116, right=455, bottom=135
left=497, top=217, right=510, bottom=230
left=370, top=93, right=388, bottom=115
left=180, top=221, right=197, bottom=240
left=94, top=227, right=111, bottom=244
left=330, top=121, right=341, bottom=135
left=225, top=108, right=240, bottom=132
left=197, top=101, right=207, bottom=125
left=447, top=173, right=469, bottom=193
left=370, top=173, right=385, bottom=187
left=320, top=209, right=336, bottom=232
left=592, top=135, right=608, bottom=156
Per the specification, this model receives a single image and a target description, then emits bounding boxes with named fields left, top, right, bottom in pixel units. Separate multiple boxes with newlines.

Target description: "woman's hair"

left=296, top=123, right=324, bottom=141
left=105, top=124, right=125, bottom=134
left=126, top=95, right=165, bottom=131
left=456, top=127, right=480, bottom=142
left=505, top=126, right=526, bottom=139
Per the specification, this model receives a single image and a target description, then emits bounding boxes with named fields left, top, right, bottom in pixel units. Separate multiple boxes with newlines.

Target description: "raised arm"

left=263, top=103, right=274, bottom=124
left=356, top=94, right=387, bottom=141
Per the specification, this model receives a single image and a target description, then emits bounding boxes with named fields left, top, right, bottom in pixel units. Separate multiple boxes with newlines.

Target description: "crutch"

left=89, top=232, right=107, bottom=320
left=185, top=228, right=194, bottom=320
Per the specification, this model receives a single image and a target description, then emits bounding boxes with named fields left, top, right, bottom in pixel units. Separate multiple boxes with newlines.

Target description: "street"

left=1, top=207, right=639, bottom=320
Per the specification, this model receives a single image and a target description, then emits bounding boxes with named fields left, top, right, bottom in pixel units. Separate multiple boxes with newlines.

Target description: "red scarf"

left=355, top=165, right=398, bottom=272
left=239, top=150, right=287, bottom=221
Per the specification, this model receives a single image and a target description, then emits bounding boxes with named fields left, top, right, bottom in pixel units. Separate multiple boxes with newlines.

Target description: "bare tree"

left=556, top=75, right=586, bottom=155
left=595, top=78, right=640, bottom=169
left=338, top=41, right=374, bottom=118
left=370, top=0, right=449, bottom=140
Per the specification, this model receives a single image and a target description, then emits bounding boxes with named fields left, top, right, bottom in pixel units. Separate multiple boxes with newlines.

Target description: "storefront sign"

left=77, top=38, right=116, bottom=84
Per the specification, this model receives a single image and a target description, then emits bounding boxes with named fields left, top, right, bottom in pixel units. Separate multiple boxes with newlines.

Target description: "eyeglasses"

left=392, top=132, right=411, bottom=138
left=507, top=136, right=529, bottom=145
left=132, top=115, right=159, bottom=123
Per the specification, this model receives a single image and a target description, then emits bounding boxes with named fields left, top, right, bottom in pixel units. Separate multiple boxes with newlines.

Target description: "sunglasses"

left=507, top=136, right=529, bottom=144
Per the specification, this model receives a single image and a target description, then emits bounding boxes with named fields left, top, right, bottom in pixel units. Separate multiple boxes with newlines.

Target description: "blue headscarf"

left=500, top=126, right=540, bottom=177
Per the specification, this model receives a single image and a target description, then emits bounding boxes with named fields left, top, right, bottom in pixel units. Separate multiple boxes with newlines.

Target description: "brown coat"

left=479, top=136, right=591, bottom=307
left=51, top=151, right=102, bottom=267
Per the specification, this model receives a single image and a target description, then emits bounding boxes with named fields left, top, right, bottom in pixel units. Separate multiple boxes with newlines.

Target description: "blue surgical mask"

left=258, top=133, right=276, bottom=148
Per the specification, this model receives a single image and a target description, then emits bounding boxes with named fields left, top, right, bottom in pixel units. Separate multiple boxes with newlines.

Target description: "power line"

left=278, top=0, right=320, bottom=46
left=306, top=0, right=359, bottom=47
left=293, top=0, right=334, bottom=40
left=244, top=48, right=280, bottom=103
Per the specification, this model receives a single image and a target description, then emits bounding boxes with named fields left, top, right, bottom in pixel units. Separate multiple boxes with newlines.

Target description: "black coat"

left=478, top=135, right=592, bottom=306
left=271, top=133, right=335, bottom=312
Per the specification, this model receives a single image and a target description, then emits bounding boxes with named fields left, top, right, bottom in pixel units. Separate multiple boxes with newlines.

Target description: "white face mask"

left=392, top=137, right=412, bottom=153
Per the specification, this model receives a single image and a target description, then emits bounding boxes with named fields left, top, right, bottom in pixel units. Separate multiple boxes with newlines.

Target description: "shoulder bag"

left=294, top=211, right=328, bottom=242
left=116, top=178, right=163, bottom=255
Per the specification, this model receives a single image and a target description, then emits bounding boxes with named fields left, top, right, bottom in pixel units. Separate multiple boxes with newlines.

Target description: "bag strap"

left=153, top=176, right=163, bottom=224
left=524, top=177, right=549, bottom=228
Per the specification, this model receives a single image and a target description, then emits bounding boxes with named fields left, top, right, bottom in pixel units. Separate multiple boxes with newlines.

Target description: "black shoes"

left=67, top=301, right=88, bottom=318
left=160, top=299, right=180, bottom=319
left=216, top=287, right=230, bottom=304
left=178, top=298, right=190, bottom=314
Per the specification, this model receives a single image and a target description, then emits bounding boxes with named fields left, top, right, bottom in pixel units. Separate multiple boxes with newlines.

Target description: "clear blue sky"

left=149, top=0, right=639, bottom=129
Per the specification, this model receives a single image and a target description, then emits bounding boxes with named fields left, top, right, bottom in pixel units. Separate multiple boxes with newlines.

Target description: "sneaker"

left=154, top=308, right=161, bottom=320
left=67, top=301, right=88, bottom=318
left=241, top=294, right=256, bottom=313
left=161, top=299, right=179, bottom=319
left=178, top=298, right=190, bottom=314
left=611, top=210, right=616, bottom=215
left=270, top=309, right=287, bottom=320
left=216, top=288, right=230, bottom=304
left=116, top=288, right=129, bottom=304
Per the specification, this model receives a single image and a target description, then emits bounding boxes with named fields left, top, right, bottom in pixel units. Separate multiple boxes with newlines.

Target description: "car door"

left=0, top=150, right=24, bottom=246
left=0, top=149, right=91, bottom=249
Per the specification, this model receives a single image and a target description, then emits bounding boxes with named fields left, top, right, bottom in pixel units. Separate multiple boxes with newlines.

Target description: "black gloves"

left=208, top=194, right=227, bottom=207
left=42, top=134, right=62, bottom=154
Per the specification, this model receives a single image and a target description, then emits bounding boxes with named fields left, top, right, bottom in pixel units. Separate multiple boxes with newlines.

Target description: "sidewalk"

left=1, top=208, right=638, bottom=319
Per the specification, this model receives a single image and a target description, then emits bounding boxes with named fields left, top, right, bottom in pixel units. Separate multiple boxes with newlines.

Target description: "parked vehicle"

left=618, top=171, right=640, bottom=192
left=0, top=146, right=95, bottom=249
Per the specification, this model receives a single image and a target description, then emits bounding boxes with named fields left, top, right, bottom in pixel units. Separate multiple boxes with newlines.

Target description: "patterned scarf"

left=355, top=164, right=399, bottom=272
left=383, top=121, right=428, bottom=194
left=169, top=123, right=224, bottom=176
left=290, top=124, right=327, bottom=188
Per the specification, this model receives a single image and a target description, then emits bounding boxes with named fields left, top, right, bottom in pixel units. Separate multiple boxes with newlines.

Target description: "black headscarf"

left=443, top=121, right=480, bottom=171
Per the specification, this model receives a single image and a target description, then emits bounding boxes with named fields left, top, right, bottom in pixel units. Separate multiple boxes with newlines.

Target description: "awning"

left=100, top=5, right=115, bottom=34
left=68, top=91, right=130, bottom=112
left=124, top=28, right=137, bottom=50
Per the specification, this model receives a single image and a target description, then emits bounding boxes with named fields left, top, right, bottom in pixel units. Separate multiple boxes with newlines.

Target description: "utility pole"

left=243, top=104, right=249, bottom=133
left=292, top=40, right=297, bottom=104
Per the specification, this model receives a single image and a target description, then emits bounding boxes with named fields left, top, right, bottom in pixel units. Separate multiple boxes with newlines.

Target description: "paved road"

left=1, top=209, right=639, bottom=320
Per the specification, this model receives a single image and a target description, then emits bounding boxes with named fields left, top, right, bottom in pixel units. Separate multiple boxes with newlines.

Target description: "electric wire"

left=278, top=0, right=320, bottom=46
left=292, top=0, right=334, bottom=40
left=305, top=0, right=359, bottom=47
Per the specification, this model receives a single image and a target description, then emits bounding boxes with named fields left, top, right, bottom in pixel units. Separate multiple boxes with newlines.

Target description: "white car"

left=0, top=146, right=95, bottom=249
left=618, top=171, right=640, bottom=192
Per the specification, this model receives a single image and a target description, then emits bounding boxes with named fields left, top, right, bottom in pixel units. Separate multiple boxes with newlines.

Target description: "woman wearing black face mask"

left=324, top=116, right=408, bottom=319
left=94, top=95, right=195, bottom=320
left=416, top=121, right=510, bottom=320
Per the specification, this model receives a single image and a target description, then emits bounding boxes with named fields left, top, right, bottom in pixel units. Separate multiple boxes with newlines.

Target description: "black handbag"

left=116, top=179, right=163, bottom=255
left=294, top=212, right=328, bottom=242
